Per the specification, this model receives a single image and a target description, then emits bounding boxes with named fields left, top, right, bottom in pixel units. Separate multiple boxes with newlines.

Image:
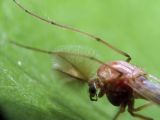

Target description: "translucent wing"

left=127, top=74, right=160, bottom=104
left=53, top=45, right=101, bottom=83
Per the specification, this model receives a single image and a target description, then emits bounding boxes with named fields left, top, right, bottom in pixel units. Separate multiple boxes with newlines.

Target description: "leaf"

left=1, top=0, right=160, bottom=120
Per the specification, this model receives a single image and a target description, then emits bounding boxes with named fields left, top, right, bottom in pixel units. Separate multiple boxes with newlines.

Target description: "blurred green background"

left=0, top=0, right=160, bottom=120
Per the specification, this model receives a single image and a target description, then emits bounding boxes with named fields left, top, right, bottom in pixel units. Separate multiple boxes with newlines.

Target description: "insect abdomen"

left=107, top=83, right=133, bottom=106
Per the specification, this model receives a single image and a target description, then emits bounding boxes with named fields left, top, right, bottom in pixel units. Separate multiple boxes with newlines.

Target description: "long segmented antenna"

left=13, top=0, right=131, bottom=62
left=10, top=40, right=122, bottom=74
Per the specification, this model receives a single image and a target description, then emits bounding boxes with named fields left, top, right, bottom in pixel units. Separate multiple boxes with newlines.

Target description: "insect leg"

left=112, top=104, right=126, bottom=120
left=133, top=102, right=153, bottom=112
left=128, top=110, right=153, bottom=120
left=13, top=0, right=131, bottom=62
left=98, top=88, right=105, bottom=98
left=128, top=100, right=153, bottom=120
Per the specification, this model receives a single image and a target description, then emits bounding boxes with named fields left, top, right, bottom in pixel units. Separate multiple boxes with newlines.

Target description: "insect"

left=11, top=0, right=160, bottom=120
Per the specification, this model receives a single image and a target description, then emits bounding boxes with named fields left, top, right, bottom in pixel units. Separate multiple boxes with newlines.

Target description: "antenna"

left=13, top=0, right=131, bottom=62
left=10, top=40, right=122, bottom=74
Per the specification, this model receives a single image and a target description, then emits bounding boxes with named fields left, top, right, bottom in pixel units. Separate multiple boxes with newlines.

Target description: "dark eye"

left=89, top=85, right=96, bottom=94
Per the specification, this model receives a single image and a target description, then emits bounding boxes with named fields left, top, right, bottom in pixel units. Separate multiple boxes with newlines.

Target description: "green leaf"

left=1, top=0, right=160, bottom=120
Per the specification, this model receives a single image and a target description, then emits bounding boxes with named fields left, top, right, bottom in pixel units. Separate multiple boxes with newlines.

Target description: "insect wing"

left=53, top=45, right=100, bottom=83
left=53, top=54, right=88, bottom=82
left=127, top=74, right=160, bottom=104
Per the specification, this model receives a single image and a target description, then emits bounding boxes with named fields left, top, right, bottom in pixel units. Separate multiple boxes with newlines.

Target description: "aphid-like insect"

left=11, top=0, right=160, bottom=120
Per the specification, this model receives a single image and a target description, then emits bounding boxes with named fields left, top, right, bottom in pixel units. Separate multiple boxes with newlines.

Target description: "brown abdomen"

left=107, top=82, right=133, bottom=106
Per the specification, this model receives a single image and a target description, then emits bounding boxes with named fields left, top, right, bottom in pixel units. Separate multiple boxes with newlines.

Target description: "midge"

left=12, top=0, right=160, bottom=120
